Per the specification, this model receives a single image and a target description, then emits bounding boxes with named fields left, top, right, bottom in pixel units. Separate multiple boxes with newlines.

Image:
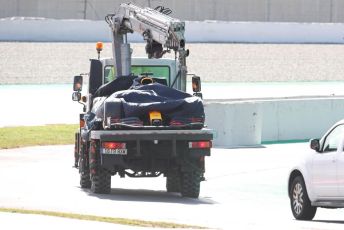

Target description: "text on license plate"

left=101, top=148, right=127, bottom=155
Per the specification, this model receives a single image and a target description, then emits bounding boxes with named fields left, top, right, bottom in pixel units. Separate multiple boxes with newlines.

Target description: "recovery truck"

left=72, top=3, right=212, bottom=198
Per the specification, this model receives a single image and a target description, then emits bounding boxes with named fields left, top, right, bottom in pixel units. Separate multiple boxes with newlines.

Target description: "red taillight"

left=188, top=141, right=212, bottom=149
left=102, top=142, right=126, bottom=149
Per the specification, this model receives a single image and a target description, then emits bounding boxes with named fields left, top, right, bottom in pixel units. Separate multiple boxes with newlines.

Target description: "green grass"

left=0, top=208, right=206, bottom=229
left=0, top=124, right=79, bottom=149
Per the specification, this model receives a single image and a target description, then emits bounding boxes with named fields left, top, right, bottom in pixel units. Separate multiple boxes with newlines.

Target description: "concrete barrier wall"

left=1, top=0, right=344, bottom=23
left=205, top=97, right=344, bottom=147
left=185, top=21, right=344, bottom=43
left=204, top=102, right=262, bottom=148
left=261, top=98, right=344, bottom=142
left=2, top=18, right=344, bottom=43
left=0, top=18, right=110, bottom=42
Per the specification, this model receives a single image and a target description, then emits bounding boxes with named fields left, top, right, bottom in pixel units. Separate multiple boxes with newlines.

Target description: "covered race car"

left=86, top=76, right=205, bottom=131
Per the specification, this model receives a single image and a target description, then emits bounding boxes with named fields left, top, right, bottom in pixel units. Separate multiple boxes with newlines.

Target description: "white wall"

left=261, top=98, right=344, bottom=141
left=0, top=18, right=110, bottom=42
left=205, top=97, right=344, bottom=147
left=186, top=21, right=344, bottom=43
left=1, top=18, right=344, bottom=43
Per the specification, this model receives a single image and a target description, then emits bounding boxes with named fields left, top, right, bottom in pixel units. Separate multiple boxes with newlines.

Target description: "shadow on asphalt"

left=83, top=187, right=216, bottom=205
left=216, top=145, right=266, bottom=150
left=313, top=220, right=344, bottom=224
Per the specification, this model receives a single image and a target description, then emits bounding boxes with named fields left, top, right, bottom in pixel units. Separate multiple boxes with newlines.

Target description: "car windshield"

left=104, top=65, right=170, bottom=85
left=323, top=124, right=344, bottom=152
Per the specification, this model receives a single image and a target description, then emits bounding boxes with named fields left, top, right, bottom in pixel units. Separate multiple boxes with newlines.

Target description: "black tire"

left=290, top=176, right=317, bottom=220
left=79, top=143, right=91, bottom=188
left=74, top=132, right=80, bottom=168
left=180, top=170, right=201, bottom=198
left=166, top=172, right=180, bottom=193
left=91, top=168, right=111, bottom=194
left=80, top=171, right=91, bottom=188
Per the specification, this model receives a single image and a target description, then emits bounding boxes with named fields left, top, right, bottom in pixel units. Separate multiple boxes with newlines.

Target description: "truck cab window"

left=131, top=66, right=170, bottom=86
left=104, top=65, right=170, bottom=85
left=104, top=66, right=115, bottom=83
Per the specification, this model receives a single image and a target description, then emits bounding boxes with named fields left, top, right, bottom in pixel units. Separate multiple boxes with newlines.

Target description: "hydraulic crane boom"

left=105, top=3, right=188, bottom=91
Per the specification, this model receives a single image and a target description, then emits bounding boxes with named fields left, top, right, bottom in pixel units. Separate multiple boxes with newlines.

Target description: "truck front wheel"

left=79, top=143, right=91, bottom=188
left=91, top=168, right=111, bottom=194
left=180, top=170, right=201, bottom=198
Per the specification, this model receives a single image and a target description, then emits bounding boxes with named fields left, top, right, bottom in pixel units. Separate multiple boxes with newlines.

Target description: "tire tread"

left=91, top=168, right=111, bottom=194
left=180, top=171, right=201, bottom=198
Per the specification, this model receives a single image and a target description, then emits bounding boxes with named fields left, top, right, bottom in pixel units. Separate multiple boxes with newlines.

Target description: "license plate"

left=101, top=148, right=127, bottom=155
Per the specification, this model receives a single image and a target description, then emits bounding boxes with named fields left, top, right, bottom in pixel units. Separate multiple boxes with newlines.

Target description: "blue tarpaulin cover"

left=86, top=76, right=204, bottom=130
left=109, top=83, right=204, bottom=119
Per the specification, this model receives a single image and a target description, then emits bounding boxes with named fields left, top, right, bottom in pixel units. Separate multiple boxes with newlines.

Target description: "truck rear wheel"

left=80, top=172, right=91, bottom=188
left=91, top=168, right=111, bottom=194
left=180, top=170, right=201, bottom=198
left=166, top=172, right=180, bottom=192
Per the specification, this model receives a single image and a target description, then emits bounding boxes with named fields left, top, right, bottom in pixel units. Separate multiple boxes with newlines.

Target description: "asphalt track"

left=1, top=143, right=344, bottom=229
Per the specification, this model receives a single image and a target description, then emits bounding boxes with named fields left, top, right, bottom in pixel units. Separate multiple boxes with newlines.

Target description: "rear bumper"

left=90, top=129, right=213, bottom=171
left=90, top=129, right=213, bottom=141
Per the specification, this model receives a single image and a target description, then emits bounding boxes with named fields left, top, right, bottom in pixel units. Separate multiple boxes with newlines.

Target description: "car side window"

left=322, top=124, right=344, bottom=152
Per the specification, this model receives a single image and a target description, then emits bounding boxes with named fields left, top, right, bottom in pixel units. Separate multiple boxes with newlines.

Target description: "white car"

left=288, top=119, right=344, bottom=220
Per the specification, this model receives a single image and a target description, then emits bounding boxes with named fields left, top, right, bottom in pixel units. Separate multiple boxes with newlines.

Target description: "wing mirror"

left=192, top=75, right=201, bottom=93
left=191, top=75, right=203, bottom=99
left=310, top=139, right=320, bottom=152
left=72, top=92, right=81, bottom=101
left=73, top=75, right=83, bottom=92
